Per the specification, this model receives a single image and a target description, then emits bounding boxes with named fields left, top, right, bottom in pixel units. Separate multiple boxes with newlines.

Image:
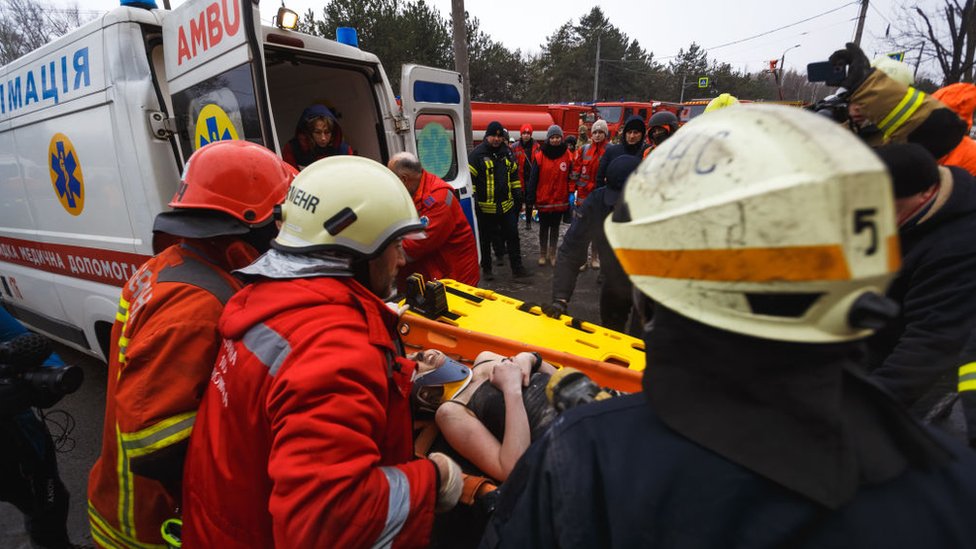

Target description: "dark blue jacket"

left=481, top=391, right=976, bottom=548
left=868, top=167, right=976, bottom=410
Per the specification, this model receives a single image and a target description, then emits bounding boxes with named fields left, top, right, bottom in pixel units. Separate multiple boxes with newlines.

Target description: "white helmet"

left=273, top=156, right=424, bottom=258
left=871, top=55, right=915, bottom=87
left=605, top=104, right=900, bottom=343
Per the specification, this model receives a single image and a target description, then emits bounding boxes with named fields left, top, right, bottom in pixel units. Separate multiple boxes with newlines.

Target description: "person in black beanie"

left=867, top=142, right=976, bottom=421
left=468, top=121, right=530, bottom=280
left=594, top=115, right=646, bottom=188
left=544, top=155, right=640, bottom=333
left=481, top=106, right=976, bottom=549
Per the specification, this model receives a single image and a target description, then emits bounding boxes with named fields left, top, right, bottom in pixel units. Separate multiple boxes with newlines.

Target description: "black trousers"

left=0, top=408, right=71, bottom=548
left=476, top=209, right=523, bottom=272
left=537, top=212, right=563, bottom=256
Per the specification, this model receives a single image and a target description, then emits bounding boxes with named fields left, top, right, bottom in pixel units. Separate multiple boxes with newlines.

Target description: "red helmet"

left=170, top=140, right=296, bottom=226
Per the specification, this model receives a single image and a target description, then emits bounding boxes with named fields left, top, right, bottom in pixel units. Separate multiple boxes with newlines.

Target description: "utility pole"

left=451, top=0, right=472, bottom=152
left=853, top=0, right=869, bottom=47
left=914, top=41, right=925, bottom=81
left=679, top=74, right=687, bottom=103
left=592, top=34, right=601, bottom=101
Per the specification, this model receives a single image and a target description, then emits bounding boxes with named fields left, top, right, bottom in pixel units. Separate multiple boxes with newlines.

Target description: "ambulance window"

left=170, top=63, right=264, bottom=161
left=414, top=113, right=458, bottom=181
left=638, top=108, right=648, bottom=119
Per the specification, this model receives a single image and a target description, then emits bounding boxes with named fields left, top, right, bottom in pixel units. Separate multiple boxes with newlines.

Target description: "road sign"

left=888, top=51, right=905, bottom=62
left=698, top=77, right=709, bottom=88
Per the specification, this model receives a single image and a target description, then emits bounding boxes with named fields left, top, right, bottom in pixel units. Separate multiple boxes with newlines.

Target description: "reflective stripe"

left=119, top=411, right=196, bottom=455
left=444, top=191, right=454, bottom=207
left=242, top=323, right=291, bottom=376
left=372, top=466, right=411, bottom=549
left=157, top=254, right=237, bottom=305
left=116, top=297, right=129, bottom=322
left=88, top=502, right=167, bottom=549
left=485, top=159, right=495, bottom=207
left=960, top=362, right=976, bottom=392
left=468, top=164, right=478, bottom=176
left=614, top=245, right=852, bottom=282
left=878, top=88, right=926, bottom=138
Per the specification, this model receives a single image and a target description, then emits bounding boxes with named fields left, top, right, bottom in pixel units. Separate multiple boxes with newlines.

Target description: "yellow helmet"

left=273, top=156, right=424, bottom=258
left=871, top=56, right=915, bottom=87
left=704, top=93, right=740, bottom=113
left=605, top=105, right=899, bottom=343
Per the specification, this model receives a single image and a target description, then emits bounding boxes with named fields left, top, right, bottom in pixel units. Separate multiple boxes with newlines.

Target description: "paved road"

left=0, top=220, right=606, bottom=546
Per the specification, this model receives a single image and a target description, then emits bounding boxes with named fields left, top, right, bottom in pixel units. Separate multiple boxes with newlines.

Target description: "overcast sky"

left=83, top=0, right=939, bottom=80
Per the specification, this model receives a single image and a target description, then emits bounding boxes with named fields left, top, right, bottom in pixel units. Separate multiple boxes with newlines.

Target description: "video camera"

left=0, top=333, right=83, bottom=402
left=806, top=61, right=852, bottom=124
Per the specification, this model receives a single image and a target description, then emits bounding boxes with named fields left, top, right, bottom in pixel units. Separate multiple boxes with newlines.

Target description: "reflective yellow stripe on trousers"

left=959, top=362, right=976, bottom=392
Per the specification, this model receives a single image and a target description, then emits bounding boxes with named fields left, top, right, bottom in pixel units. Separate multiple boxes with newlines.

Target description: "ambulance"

left=0, top=0, right=473, bottom=361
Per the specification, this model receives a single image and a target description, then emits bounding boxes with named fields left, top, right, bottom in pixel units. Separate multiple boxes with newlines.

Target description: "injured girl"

left=410, top=349, right=558, bottom=482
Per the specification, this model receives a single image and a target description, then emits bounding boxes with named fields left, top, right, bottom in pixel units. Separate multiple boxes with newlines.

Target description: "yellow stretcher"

left=397, top=278, right=645, bottom=393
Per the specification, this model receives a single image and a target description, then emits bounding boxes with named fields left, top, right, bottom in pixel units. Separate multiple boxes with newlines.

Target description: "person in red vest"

left=571, top=118, right=609, bottom=270
left=512, top=124, right=540, bottom=228
left=388, top=152, right=479, bottom=286
left=87, top=141, right=296, bottom=549
left=529, top=125, right=573, bottom=267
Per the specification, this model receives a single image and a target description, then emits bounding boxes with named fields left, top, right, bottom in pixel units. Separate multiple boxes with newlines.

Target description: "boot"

left=548, top=250, right=556, bottom=267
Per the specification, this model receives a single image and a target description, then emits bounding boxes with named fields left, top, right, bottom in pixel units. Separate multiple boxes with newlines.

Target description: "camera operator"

left=0, top=306, right=82, bottom=548
left=811, top=42, right=966, bottom=159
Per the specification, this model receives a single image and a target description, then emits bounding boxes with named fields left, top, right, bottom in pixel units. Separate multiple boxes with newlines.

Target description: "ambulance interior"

left=264, top=46, right=389, bottom=163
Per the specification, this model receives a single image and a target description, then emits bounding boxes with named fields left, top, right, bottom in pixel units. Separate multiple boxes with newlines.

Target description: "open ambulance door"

left=161, top=0, right=276, bottom=163
left=400, top=65, right=479, bottom=243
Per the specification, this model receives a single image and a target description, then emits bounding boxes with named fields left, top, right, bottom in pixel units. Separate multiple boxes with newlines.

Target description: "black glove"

left=543, top=300, right=567, bottom=319
left=828, top=42, right=873, bottom=91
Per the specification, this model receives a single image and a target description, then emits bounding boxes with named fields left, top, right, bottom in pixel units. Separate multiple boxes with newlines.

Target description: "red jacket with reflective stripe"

left=513, top=139, right=540, bottom=188
left=573, top=140, right=608, bottom=204
left=401, top=170, right=479, bottom=286
left=531, top=148, right=573, bottom=213
left=183, top=276, right=437, bottom=549
left=88, top=243, right=244, bottom=549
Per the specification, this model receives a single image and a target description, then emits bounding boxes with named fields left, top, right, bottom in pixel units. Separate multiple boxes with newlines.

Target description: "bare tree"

left=889, top=0, right=976, bottom=85
left=0, top=0, right=92, bottom=65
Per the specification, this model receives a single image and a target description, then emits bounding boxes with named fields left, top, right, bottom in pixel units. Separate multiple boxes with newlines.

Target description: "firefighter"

left=469, top=121, right=530, bottom=280
left=482, top=105, right=976, bottom=548
left=87, top=141, right=296, bottom=549
left=182, top=156, right=463, bottom=548
left=388, top=152, right=479, bottom=286
left=512, top=124, right=540, bottom=229
left=642, top=110, right=680, bottom=158
left=704, top=93, right=739, bottom=113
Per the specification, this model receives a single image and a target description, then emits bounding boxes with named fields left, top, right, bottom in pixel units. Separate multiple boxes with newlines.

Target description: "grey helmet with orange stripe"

left=605, top=104, right=900, bottom=343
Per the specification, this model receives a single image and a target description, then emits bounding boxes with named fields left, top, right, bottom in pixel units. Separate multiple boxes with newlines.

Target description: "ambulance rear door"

left=161, top=0, right=276, bottom=161
left=400, top=65, right=478, bottom=236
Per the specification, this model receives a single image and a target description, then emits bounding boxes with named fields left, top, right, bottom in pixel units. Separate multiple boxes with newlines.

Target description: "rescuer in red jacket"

left=529, top=125, right=573, bottom=266
left=512, top=123, right=540, bottom=228
left=388, top=152, right=479, bottom=286
left=571, top=118, right=609, bottom=270
left=87, top=141, right=295, bottom=549
left=182, top=156, right=463, bottom=549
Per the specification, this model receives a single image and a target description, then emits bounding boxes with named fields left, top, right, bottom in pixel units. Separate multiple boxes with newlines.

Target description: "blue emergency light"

left=336, top=27, right=359, bottom=48
left=120, top=0, right=158, bottom=8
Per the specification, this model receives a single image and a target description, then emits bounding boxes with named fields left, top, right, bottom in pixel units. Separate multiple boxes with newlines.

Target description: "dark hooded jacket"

left=282, top=105, right=353, bottom=169
left=482, top=307, right=976, bottom=549
left=552, top=155, right=638, bottom=332
left=594, top=115, right=646, bottom=188
left=867, top=166, right=976, bottom=412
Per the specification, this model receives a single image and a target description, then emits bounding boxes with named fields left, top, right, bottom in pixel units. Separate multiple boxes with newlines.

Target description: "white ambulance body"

left=0, top=0, right=473, bottom=360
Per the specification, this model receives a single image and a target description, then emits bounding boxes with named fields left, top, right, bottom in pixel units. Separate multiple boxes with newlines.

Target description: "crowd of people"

left=7, top=41, right=976, bottom=548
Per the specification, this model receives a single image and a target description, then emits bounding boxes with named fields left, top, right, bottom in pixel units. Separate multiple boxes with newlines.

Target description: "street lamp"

left=778, top=44, right=801, bottom=100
